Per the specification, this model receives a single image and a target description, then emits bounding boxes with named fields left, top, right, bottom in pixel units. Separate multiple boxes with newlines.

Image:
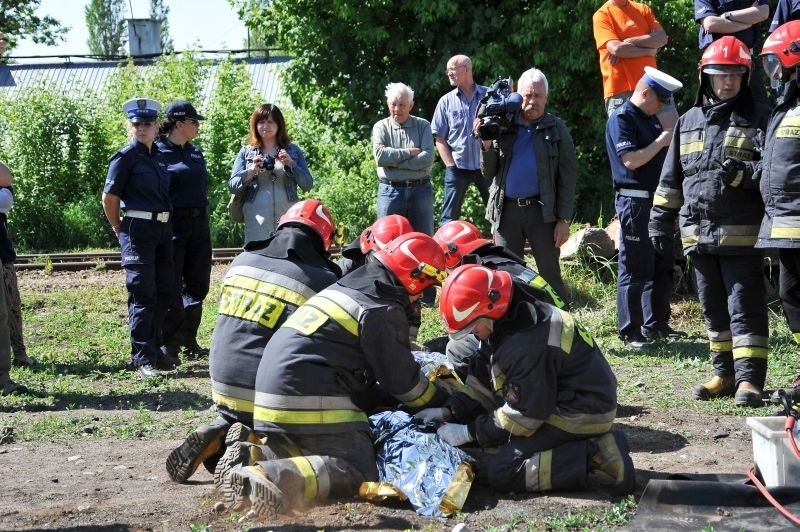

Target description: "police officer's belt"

left=125, top=210, right=170, bottom=223
left=505, top=196, right=541, bottom=207
left=379, top=177, right=429, bottom=187
left=173, top=207, right=206, bottom=219
left=616, top=188, right=652, bottom=199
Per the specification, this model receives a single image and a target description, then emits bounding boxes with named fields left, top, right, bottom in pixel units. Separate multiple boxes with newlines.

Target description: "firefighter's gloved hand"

left=720, top=158, right=746, bottom=187
left=650, top=236, right=669, bottom=256
left=436, top=423, right=473, bottom=447
left=414, top=407, right=451, bottom=425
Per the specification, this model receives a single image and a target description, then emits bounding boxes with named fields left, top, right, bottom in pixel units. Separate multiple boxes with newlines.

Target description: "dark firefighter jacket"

left=209, top=225, right=340, bottom=423
left=757, top=81, right=800, bottom=249
left=445, top=283, right=617, bottom=447
left=650, top=83, right=769, bottom=255
left=253, top=260, right=448, bottom=435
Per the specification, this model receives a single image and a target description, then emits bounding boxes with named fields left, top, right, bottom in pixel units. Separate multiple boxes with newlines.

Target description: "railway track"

left=14, top=246, right=348, bottom=272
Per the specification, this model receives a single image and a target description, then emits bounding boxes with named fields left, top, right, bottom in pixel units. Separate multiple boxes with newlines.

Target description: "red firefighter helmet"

left=700, top=35, right=751, bottom=76
left=373, top=232, right=447, bottom=295
left=359, top=214, right=414, bottom=254
left=440, top=264, right=512, bottom=335
left=762, top=20, right=800, bottom=87
left=277, top=199, right=335, bottom=250
left=433, top=220, right=492, bottom=269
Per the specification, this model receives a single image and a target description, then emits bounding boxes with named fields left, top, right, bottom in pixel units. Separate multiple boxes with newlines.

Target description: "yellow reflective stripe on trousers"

left=289, top=456, right=319, bottom=500
left=710, top=340, right=733, bottom=352
left=211, top=391, right=254, bottom=414
left=539, top=449, right=552, bottom=492
left=254, top=407, right=367, bottom=425
left=793, top=332, right=800, bottom=344
left=653, top=192, right=682, bottom=210
left=732, top=346, right=768, bottom=360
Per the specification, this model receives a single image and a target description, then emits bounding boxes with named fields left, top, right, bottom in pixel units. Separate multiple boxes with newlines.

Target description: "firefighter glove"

left=413, top=407, right=451, bottom=425
left=436, top=423, right=473, bottom=447
left=720, top=158, right=746, bottom=187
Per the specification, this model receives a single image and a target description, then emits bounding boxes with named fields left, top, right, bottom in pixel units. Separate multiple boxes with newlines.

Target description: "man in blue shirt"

left=480, top=68, right=577, bottom=305
left=606, top=67, right=684, bottom=349
left=432, top=55, right=489, bottom=226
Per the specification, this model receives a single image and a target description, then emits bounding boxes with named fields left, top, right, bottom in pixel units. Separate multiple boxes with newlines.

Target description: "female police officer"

left=157, top=100, right=212, bottom=361
left=102, top=98, right=175, bottom=379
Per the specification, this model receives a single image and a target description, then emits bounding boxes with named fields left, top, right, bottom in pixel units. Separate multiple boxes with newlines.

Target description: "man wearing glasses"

left=432, top=54, right=489, bottom=226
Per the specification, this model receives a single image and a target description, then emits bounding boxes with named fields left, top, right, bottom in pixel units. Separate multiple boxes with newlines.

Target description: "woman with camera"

left=229, top=103, right=313, bottom=247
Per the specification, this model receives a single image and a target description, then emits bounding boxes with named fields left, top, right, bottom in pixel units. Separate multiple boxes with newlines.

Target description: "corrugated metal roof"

left=0, top=55, right=290, bottom=106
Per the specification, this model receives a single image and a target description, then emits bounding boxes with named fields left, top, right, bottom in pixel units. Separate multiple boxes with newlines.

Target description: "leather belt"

left=616, top=188, right=652, bottom=199
left=379, top=177, right=430, bottom=187
left=505, top=196, right=541, bottom=207
left=125, top=210, right=171, bottom=223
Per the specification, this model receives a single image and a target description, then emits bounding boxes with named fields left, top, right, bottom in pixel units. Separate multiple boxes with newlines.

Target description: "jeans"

left=376, top=180, right=434, bottom=236
left=439, top=166, right=490, bottom=226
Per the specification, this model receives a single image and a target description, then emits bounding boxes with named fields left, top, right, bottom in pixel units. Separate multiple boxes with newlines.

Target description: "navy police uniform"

left=104, top=129, right=174, bottom=370
left=249, top=260, right=447, bottom=505
left=445, top=283, right=618, bottom=492
left=606, top=98, right=674, bottom=341
left=651, top=77, right=770, bottom=387
left=158, top=134, right=212, bottom=356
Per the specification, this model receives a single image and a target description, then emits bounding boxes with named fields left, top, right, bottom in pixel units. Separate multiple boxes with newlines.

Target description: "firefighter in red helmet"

left=758, top=21, right=800, bottom=398
left=215, top=232, right=449, bottom=516
left=650, top=35, right=771, bottom=407
left=415, top=264, right=633, bottom=496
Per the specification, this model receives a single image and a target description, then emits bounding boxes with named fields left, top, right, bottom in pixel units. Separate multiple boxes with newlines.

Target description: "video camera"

left=475, top=77, right=523, bottom=140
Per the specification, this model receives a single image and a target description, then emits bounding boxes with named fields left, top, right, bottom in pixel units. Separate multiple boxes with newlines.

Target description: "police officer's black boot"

left=692, top=351, right=735, bottom=400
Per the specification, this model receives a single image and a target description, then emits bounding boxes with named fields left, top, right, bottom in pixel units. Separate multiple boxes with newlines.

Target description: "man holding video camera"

left=478, top=68, right=577, bottom=305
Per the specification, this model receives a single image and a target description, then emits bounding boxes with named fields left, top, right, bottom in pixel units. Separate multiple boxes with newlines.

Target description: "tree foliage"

left=85, top=0, right=127, bottom=57
left=233, top=0, right=711, bottom=226
left=149, top=0, right=174, bottom=53
left=0, top=0, right=67, bottom=53
left=0, top=55, right=261, bottom=251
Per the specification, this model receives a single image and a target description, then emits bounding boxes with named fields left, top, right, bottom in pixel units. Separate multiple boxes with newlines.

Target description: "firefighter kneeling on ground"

left=433, top=219, right=567, bottom=381
left=166, top=199, right=341, bottom=484
left=415, top=264, right=635, bottom=495
left=215, top=232, right=450, bottom=517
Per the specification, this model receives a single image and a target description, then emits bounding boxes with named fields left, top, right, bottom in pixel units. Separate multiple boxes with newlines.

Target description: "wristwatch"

left=722, top=11, right=733, bottom=20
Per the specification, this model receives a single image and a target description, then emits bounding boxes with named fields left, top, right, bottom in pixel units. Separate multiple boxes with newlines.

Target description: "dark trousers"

left=119, top=217, right=174, bottom=367
left=693, top=253, right=768, bottom=386
left=494, top=201, right=568, bottom=304
left=439, top=166, right=489, bottom=226
left=470, top=423, right=596, bottom=493
left=162, top=214, right=212, bottom=350
left=256, top=430, right=378, bottom=504
left=615, top=194, right=673, bottom=338
left=780, top=249, right=800, bottom=341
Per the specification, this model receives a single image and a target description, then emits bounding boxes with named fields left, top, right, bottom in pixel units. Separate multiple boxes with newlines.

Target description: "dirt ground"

left=0, top=268, right=760, bottom=531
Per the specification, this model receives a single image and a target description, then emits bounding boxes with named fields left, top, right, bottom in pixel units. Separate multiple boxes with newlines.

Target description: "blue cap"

left=122, top=98, right=162, bottom=122
left=164, top=100, right=206, bottom=121
left=642, top=66, right=683, bottom=103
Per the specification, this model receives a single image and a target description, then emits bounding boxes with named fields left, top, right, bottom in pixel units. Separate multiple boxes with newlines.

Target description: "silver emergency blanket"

left=366, top=410, right=474, bottom=517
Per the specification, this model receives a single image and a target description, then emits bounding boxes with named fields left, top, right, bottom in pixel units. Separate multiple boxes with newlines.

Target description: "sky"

left=11, top=0, right=248, bottom=59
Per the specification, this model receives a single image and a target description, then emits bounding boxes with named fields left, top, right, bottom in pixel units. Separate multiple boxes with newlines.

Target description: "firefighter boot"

left=166, top=417, right=230, bottom=483
left=214, top=440, right=270, bottom=490
left=588, top=430, right=636, bottom=495
left=692, top=351, right=735, bottom=400
left=213, top=422, right=266, bottom=489
left=734, top=381, right=764, bottom=408
left=222, top=464, right=286, bottom=517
